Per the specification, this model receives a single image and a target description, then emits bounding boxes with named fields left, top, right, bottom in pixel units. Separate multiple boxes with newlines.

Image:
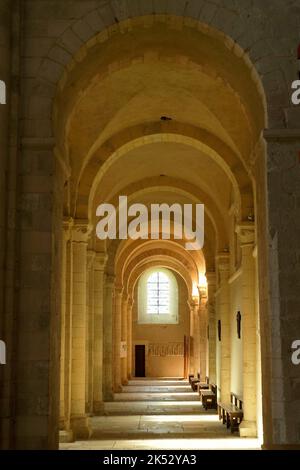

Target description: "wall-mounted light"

left=237, top=311, right=241, bottom=339
left=218, top=320, right=221, bottom=342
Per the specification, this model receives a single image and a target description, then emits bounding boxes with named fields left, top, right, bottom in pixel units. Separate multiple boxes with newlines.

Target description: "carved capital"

left=235, top=222, right=255, bottom=246
left=72, top=219, right=92, bottom=243
left=115, top=285, right=123, bottom=298
left=63, top=216, right=73, bottom=241
left=105, top=274, right=115, bottom=289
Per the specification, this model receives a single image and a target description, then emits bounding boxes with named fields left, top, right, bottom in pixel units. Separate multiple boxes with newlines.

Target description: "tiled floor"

left=60, top=378, right=261, bottom=450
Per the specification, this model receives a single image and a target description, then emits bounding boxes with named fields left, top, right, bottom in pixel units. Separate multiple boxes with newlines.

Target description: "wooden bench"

left=200, top=383, right=217, bottom=410
left=218, top=393, right=243, bottom=433
left=189, top=372, right=201, bottom=391
left=197, top=376, right=210, bottom=394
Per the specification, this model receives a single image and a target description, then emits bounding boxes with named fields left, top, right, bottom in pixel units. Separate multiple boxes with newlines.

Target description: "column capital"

left=115, top=285, right=123, bottom=298
left=105, top=274, right=115, bottom=288
left=72, top=219, right=92, bottom=243
left=94, top=252, right=108, bottom=271
left=188, top=298, right=198, bottom=309
left=235, top=222, right=255, bottom=246
left=127, top=297, right=134, bottom=308
left=63, top=216, right=73, bottom=241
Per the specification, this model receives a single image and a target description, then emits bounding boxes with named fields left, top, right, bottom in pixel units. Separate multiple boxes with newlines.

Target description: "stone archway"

left=2, top=4, right=300, bottom=450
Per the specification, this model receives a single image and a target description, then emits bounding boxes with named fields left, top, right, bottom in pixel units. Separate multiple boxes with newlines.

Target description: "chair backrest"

left=231, top=393, right=243, bottom=410
left=211, top=383, right=217, bottom=395
left=205, top=376, right=209, bottom=384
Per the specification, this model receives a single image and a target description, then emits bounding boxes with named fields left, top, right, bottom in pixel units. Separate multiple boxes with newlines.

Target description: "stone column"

left=192, top=300, right=200, bottom=377
left=86, top=251, right=95, bottom=415
left=93, top=253, right=107, bottom=414
left=188, top=301, right=195, bottom=376
left=236, top=223, right=257, bottom=437
left=114, top=287, right=123, bottom=391
left=199, top=289, right=208, bottom=380
left=127, top=297, right=133, bottom=379
left=59, top=219, right=74, bottom=443
left=59, top=220, right=70, bottom=432
left=103, top=275, right=114, bottom=401
left=70, top=222, right=91, bottom=439
left=217, top=254, right=231, bottom=402
left=206, top=272, right=217, bottom=384
left=121, top=294, right=128, bottom=384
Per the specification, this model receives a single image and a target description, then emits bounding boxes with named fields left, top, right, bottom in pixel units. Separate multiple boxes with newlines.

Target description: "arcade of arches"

left=0, top=1, right=300, bottom=450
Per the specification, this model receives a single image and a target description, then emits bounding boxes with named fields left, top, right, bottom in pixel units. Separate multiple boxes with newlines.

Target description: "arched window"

left=138, top=268, right=178, bottom=324
left=147, top=271, right=170, bottom=314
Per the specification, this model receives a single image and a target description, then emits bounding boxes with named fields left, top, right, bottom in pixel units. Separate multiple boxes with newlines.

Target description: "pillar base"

left=70, top=415, right=91, bottom=440
left=122, top=379, right=128, bottom=385
left=103, top=389, right=114, bottom=401
left=93, top=401, right=105, bottom=415
left=114, top=384, right=122, bottom=393
left=59, top=430, right=74, bottom=443
left=239, top=420, right=257, bottom=437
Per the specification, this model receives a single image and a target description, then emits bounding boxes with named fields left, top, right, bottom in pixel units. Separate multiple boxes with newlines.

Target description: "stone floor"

left=60, top=378, right=260, bottom=450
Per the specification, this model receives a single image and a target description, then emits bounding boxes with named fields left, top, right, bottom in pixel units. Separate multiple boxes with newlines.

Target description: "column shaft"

left=127, top=299, right=133, bottom=378
left=207, top=273, right=217, bottom=384
left=121, top=296, right=128, bottom=384
left=114, top=290, right=122, bottom=391
left=103, top=276, right=114, bottom=400
left=93, top=253, right=107, bottom=414
left=218, top=256, right=231, bottom=402
left=237, top=225, right=257, bottom=437
left=70, top=223, right=90, bottom=439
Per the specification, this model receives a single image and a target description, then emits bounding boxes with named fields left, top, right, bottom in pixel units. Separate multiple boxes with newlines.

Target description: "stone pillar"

left=93, top=253, right=107, bottom=414
left=70, top=222, right=91, bottom=439
left=199, top=289, right=208, bottom=380
left=188, top=301, right=195, bottom=376
left=114, top=288, right=122, bottom=391
left=121, top=294, right=128, bottom=384
left=217, top=254, right=231, bottom=402
left=127, top=297, right=133, bottom=379
left=59, top=220, right=70, bottom=432
left=259, top=135, right=300, bottom=448
left=59, top=219, right=73, bottom=443
left=192, top=300, right=200, bottom=377
left=236, top=223, right=257, bottom=437
left=207, top=272, right=217, bottom=384
left=86, top=251, right=95, bottom=415
left=103, top=275, right=114, bottom=401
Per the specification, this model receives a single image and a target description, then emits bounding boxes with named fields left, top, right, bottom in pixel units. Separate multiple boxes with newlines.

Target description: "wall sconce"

left=236, top=311, right=241, bottom=339
left=218, top=320, right=221, bottom=341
